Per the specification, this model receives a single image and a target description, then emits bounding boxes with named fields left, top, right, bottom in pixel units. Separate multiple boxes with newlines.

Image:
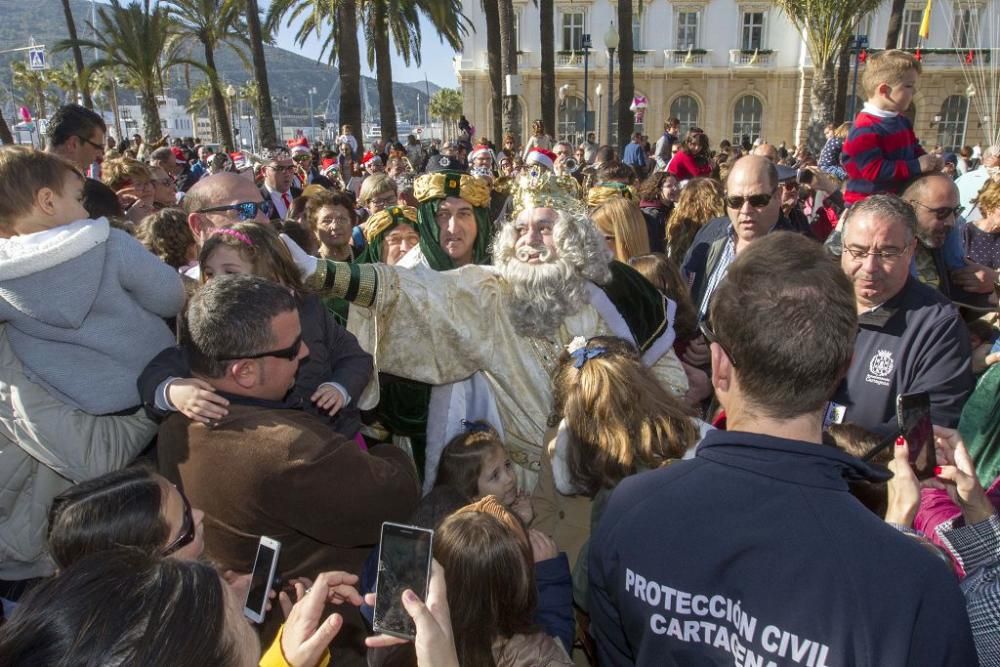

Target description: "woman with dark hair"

left=637, top=171, right=680, bottom=253
left=666, top=129, right=712, bottom=182
left=47, top=465, right=205, bottom=569
left=434, top=496, right=573, bottom=667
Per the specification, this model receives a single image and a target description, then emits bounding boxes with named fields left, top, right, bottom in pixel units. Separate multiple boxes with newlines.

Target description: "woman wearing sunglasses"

left=47, top=465, right=205, bottom=568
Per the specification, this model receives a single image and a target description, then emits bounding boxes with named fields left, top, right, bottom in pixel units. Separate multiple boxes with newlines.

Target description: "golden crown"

left=412, top=172, right=491, bottom=208
left=509, top=170, right=583, bottom=220
left=365, top=205, right=418, bottom=243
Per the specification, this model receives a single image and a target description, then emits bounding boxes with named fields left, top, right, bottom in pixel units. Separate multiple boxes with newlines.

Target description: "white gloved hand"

left=280, top=232, right=318, bottom=279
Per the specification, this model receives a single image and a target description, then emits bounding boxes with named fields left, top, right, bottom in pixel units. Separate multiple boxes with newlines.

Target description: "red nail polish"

left=895, top=436, right=905, bottom=446
left=934, top=466, right=943, bottom=476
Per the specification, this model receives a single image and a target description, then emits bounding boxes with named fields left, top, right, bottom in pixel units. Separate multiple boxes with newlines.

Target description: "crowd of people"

left=1, top=46, right=1000, bottom=667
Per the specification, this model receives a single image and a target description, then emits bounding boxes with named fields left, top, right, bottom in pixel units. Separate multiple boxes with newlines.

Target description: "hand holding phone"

left=244, top=536, right=281, bottom=623
left=897, top=392, right=936, bottom=480
left=373, top=522, right=434, bottom=640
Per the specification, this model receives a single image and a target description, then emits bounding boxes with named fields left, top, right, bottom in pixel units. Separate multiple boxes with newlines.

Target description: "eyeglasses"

left=318, top=217, right=353, bottom=229
left=909, top=200, right=964, bottom=221
left=196, top=200, right=273, bottom=221
left=781, top=181, right=800, bottom=190
left=162, top=487, right=196, bottom=556
left=78, top=136, right=105, bottom=151
left=268, top=164, right=296, bottom=174
left=217, top=334, right=303, bottom=362
left=699, top=319, right=737, bottom=368
left=368, top=194, right=398, bottom=208
left=724, top=190, right=776, bottom=210
left=843, top=245, right=909, bottom=261
left=293, top=155, right=312, bottom=163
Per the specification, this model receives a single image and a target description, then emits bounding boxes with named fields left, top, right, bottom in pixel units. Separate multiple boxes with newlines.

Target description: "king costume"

left=303, top=171, right=689, bottom=489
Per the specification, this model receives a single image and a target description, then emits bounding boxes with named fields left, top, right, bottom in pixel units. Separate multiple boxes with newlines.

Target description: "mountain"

left=0, top=0, right=448, bottom=126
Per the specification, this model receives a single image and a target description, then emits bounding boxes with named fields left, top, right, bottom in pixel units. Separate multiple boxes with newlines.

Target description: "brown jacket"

left=492, top=632, right=574, bottom=666
left=157, top=402, right=419, bottom=662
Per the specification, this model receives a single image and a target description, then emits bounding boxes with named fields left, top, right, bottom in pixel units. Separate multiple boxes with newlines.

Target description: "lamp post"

left=225, top=84, right=236, bottom=150
left=308, top=86, right=317, bottom=141
left=596, top=82, right=603, bottom=145
left=582, top=33, right=591, bottom=140
left=604, top=24, right=619, bottom=149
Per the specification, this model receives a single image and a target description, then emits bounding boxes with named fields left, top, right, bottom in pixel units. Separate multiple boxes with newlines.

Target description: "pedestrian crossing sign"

left=28, top=47, right=46, bottom=71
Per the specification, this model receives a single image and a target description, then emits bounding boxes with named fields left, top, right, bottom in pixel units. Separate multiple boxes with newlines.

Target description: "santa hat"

left=287, top=137, right=310, bottom=149
left=525, top=147, right=556, bottom=171
left=469, top=144, right=493, bottom=163
left=320, top=157, right=337, bottom=171
left=361, top=151, right=383, bottom=166
left=290, top=145, right=311, bottom=157
left=170, top=146, right=186, bottom=162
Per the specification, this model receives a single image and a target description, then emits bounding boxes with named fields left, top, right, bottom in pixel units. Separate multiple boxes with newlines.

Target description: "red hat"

left=525, top=147, right=556, bottom=171
left=170, top=146, right=186, bottom=161
left=287, top=137, right=310, bottom=149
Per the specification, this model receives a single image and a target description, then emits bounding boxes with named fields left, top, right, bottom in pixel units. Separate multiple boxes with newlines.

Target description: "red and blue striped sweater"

left=841, top=110, right=925, bottom=205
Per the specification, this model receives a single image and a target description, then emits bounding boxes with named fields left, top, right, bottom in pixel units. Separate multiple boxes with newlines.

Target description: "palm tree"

left=616, top=0, right=635, bottom=150
left=46, top=61, right=81, bottom=105
left=60, top=0, right=93, bottom=107
left=0, top=109, right=13, bottom=145
left=167, top=0, right=250, bottom=151
left=429, top=88, right=463, bottom=139
left=266, top=0, right=362, bottom=152
left=361, top=0, right=467, bottom=143
left=186, top=80, right=219, bottom=141
left=244, top=0, right=277, bottom=146
left=885, top=0, right=905, bottom=49
left=539, top=0, right=555, bottom=145
left=498, top=0, right=520, bottom=138
left=55, top=0, right=201, bottom=142
left=481, top=0, right=503, bottom=141
left=774, top=0, right=883, bottom=150
left=11, top=62, right=49, bottom=122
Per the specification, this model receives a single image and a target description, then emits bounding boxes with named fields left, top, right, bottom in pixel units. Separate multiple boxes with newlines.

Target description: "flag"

left=919, top=0, right=933, bottom=39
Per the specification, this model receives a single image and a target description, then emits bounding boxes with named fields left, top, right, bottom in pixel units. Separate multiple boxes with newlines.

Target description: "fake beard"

left=499, top=244, right=588, bottom=339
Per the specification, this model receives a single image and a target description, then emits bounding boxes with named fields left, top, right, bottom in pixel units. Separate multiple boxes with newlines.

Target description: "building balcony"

left=616, top=51, right=651, bottom=68
left=729, top=49, right=776, bottom=67
left=664, top=49, right=713, bottom=67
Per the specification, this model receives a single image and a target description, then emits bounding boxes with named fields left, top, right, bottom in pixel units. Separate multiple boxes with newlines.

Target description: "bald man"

left=902, top=173, right=961, bottom=296
left=750, top=142, right=779, bottom=163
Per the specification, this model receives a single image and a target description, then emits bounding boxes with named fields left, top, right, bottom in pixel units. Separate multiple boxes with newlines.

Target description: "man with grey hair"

left=157, top=273, right=418, bottom=658
left=830, top=194, right=973, bottom=434
left=282, top=171, right=688, bottom=489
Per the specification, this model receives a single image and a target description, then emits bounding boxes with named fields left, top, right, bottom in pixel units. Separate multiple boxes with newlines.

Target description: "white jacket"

left=0, top=324, right=156, bottom=580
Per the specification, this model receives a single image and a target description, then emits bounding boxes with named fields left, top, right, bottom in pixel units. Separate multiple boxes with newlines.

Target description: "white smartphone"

left=243, top=536, right=281, bottom=624
left=372, top=522, right=434, bottom=640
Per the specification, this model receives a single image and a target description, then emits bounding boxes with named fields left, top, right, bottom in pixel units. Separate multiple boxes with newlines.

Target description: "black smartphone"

left=897, top=392, right=936, bottom=480
left=244, top=536, right=281, bottom=623
left=372, top=522, right=434, bottom=640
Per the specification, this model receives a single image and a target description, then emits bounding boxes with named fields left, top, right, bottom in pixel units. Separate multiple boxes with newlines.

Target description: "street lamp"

left=604, top=24, right=619, bottom=149
left=596, top=83, right=603, bottom=145
left=308, top=86, right=317, bottom=141
left=226, top=84, right=236, bottom=149
left=582, top=33, right=592, bottom=141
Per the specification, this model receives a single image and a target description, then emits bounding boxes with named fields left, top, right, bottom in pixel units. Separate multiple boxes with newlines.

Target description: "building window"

left=676, top=11, right=700, bottom=49
left=513, top=11, right=520, bottom=51
left=732, top=95, right=763, bottom=144
left=899, top=8, right=923, bottom=49
left=952, top=6, right=977, bottom=48
left=670, top=95, right=700, bottom=135
left=558, top=96, right=585, bottom=147
left=936, top=95, right=968, bottom=151
left=561, top=11, right=585, bottom=51
left=740, top=10, right=766, bottom=50
left=632, top=13, right=642, bottom=50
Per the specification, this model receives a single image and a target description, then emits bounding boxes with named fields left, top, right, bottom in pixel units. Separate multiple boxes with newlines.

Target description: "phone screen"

left=373, top=523, right=433, bottom=640
left=245, top=541, right=278, bottom=619
left=897, top=392, right=936, bottom=479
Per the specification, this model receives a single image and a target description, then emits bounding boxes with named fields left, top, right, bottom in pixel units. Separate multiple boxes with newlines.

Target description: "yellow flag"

left=919, top=0, right=933, bottom=39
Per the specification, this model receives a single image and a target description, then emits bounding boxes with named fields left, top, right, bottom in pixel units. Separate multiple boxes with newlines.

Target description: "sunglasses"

left=196, top=200, right=274, bottom=221
left=78, top=136, right=105, bottom=151
left=699, top=319, right=737, bottom=368
left=268, top=164, right=297, bottom=174
left=162, top=488, right=196, bottom=556
left=217, top=334, right=303, bottom=362
left=909, top=200, right=964, bottom=221
left=725, top=191, right=776, bottom=210
left=293, top=155, right=312, bottom=163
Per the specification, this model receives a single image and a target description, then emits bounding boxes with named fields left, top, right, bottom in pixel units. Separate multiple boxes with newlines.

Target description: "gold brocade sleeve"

left=305, top=260, right=379, bottom=309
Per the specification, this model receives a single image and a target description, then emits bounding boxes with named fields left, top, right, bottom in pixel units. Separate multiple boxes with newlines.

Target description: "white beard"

left=498, top=245, right=591, bottom=339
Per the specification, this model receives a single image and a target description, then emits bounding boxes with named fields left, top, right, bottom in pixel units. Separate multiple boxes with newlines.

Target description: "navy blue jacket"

left=831, top=276, right=972, bottom=435
left=589, top=430, right=977, bottom=666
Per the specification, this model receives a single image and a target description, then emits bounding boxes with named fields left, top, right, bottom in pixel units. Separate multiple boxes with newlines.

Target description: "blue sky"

left=262, top=4, right=461, bottom=88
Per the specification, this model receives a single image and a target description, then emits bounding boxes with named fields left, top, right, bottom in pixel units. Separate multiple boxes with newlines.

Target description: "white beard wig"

left=494, top=206, right=613, bottom=339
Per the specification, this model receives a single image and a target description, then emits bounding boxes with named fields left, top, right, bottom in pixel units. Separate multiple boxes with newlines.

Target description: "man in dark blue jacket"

left=590, top=231, right=976, bottom=666
left=831, top=194, right=973, bottom=434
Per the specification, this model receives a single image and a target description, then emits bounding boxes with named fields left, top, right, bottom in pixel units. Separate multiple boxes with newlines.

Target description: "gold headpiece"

left=365, top=205, right=418, bottom=243
left=586, top=181, right=638, bottom=210
left=413, top=172, right=491, bottom=208
left=510, top=170, right=583, bottom=220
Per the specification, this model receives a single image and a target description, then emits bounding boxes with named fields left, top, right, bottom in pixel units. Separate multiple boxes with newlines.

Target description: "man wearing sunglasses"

left=45, top=103, right=107, bottom=174
left=157, top=274, right=419, bottom=657
left=682, top=155, right=800, bottom=321
left=259, top=146, right=302, bottom=221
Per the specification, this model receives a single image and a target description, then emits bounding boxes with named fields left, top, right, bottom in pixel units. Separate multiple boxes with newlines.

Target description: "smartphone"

left=244, top=536, right=281, bottom=624
left=372, top=522, right=434, bottom=640
left=990, top=336, right=1000, bottom=355
left=896, top=392, right=936, bottom=480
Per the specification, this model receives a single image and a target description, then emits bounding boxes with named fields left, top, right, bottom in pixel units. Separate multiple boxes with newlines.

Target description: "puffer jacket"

left=0, top=324, right=155, bottom=581
left=492, top=631, right=575, bottom=667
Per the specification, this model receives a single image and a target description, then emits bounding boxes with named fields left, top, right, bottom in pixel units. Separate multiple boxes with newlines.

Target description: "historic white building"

left=455, top=0, right=997, bottom=151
